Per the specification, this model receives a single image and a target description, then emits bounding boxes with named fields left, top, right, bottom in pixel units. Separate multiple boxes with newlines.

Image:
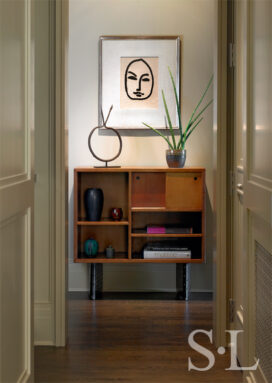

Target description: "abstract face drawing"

left=124, top=59, right=154, bottom=101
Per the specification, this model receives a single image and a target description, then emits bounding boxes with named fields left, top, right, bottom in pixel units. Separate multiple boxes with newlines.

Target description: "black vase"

left=84, top=188, right=104, bottom=221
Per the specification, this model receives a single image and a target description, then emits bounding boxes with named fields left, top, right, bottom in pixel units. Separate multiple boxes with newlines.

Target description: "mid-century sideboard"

left=74, top=167, right=205, bottom=300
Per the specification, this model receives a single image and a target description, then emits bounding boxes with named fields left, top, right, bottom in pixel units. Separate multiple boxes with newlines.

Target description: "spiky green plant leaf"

left=187, top=99, right=213, bottom=131
left=162, top=90, right=176, bottom=149
left=142, top=123, right=175, bottom=150
left=185, top=117, right=204, bottom=142
left=184, top=75, right=213, bottom=138
left=142, top=71, right=213, bottom=151
left=168, top=67, right=183, bottom=140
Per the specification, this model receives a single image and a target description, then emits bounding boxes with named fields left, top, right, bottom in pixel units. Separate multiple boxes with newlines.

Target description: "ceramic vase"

left=106, top=245, right=115, bottom=259
left=84, top=188, right=104, bottom=221
left=111, top=207, right=123, bottom=221
left=84, top=238, right=98, bottom=258
left=166, top=149, right=186, bottom=168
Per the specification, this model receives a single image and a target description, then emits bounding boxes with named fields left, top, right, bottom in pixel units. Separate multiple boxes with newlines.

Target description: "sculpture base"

left=94, top=165, right=121, bottom=168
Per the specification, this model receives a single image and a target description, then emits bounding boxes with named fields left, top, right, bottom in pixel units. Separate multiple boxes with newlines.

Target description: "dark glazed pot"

left=111, top=207, right=123, bottom=221
left=84, top=188, right=104, bottom=221
left=166, top=149, right=186, bottom=168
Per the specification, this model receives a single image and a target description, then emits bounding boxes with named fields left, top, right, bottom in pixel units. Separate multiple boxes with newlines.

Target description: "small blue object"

left=84, top=238, right=98, bottom=257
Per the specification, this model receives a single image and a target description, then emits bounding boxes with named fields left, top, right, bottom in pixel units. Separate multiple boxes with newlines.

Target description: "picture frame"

left=99, top=36, right=181, bottom=129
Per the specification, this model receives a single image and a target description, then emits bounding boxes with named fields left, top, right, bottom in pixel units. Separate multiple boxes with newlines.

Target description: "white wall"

left=68, top=0, right=214, bottom=292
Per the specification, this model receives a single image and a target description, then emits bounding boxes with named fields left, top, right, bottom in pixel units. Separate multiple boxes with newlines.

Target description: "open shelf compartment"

left=76, top=171, right=129, bottom=222
left=76, top=225, right=129, bottom=262
left=131, top=211, right=202, bottom=235
left=132, top=237, right=203, bottom=262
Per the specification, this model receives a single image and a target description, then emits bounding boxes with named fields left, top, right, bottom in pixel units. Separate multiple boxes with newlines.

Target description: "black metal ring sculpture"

left=88, top=105, right=122, bottom=167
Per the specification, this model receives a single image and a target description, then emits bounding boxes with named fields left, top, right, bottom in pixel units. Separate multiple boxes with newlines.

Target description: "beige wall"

left=68, top=0, right=214, bottom=292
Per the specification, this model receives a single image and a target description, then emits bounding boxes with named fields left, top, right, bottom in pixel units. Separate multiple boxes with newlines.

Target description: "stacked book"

left=143, top=242, right=191, bottom=259
left=146, top=225, right=193, bottom=234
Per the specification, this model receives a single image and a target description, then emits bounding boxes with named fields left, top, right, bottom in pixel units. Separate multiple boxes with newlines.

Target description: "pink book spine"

left=147, top=226, right=166, bottom=234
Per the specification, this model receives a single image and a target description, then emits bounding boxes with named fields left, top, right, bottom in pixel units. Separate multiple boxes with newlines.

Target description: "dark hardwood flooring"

left=35, top=294, right=242, bottom=382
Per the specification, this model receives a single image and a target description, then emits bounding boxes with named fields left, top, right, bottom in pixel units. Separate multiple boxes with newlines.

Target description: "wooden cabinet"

left=74, top=167, right=205, bottom=264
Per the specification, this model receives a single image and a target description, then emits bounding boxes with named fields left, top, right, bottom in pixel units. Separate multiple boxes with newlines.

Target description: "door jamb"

left=226, top=0, right=236, bottom=331
left=54, top=0, right=68, bottom=347
left=54, top=0, right=233, bottom=349
left=214, top=0, right=230, bottom=347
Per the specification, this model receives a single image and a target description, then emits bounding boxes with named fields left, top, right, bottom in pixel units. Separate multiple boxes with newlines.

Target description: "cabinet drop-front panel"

left=166, top=172, right=203, bottom=210
left=131, top=172, right=165, bottom=207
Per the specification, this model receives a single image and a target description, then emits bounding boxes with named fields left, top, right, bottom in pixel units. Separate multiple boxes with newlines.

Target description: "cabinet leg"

left=184, top=263, right=191, bottom=301
left=89, top=264, right=103, bottom=300
left=176, top=263, right=191, bottom=301
left=176, top=263, right=184, bottom=300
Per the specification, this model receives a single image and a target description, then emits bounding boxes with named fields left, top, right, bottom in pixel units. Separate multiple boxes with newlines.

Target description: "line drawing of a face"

left=124, top=58, right=154, bottom=101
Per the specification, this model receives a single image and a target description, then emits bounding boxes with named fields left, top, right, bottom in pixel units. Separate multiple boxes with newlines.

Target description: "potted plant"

left=143, top=68, right=213, bottom=168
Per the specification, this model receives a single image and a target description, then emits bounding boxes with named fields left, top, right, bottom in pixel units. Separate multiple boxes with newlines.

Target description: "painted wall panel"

left=251, top=1, right=272, bottom=181
left=0, top=213, right=30, bottom=382
left=0, top=0, right=26, bottom=179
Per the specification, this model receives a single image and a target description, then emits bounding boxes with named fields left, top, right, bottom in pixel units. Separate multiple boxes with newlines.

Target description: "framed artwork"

left=99, top=36, right=181, bottom=129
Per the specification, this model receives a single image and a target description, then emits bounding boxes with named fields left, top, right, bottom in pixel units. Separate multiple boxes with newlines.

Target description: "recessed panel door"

left=0, top=1, right=34, bottom=381
left=231, top=1, right=272, bottom=381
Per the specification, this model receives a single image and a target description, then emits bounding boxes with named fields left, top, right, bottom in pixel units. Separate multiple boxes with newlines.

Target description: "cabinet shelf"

left=77, top=220, right=129, bottom=226
left=76, top=252, right=128, bottom=263
left=75, top=253, right=204, bottom=264
left=131, top=233, right=203, bottom=238
left=129, top=258, right=204, bottom=264
left=131, top=207, right=202, bottom=213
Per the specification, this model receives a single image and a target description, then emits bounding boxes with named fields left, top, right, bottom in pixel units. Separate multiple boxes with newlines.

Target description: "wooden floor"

left=35, top=295, right=242, bottom=382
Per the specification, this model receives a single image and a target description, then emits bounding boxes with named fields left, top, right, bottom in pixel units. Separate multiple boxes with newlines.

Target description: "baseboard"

left=17, top=370, right=30, bottom=383
left=34, top=341, right=55, bottom=346
left=68, top=288, right=213, bottom=293
left=248, top=362, right=269, bottom=383
left=34, top=302, right=55, bottom=346
left=68, top=290, right=213, bottom=301
left=68, top=287, right=89, bottom=292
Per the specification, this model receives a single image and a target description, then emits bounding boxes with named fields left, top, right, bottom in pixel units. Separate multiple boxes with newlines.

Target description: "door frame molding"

left=54, top=0, right=232, bottom=349
left=54, top=0, right=68, bottom=347
left=214, top=0, right=229, bottom=347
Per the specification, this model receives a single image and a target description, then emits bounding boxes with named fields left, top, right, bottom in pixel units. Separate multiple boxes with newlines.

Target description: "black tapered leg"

left=176, top=263, right=183, bottom=300
left=176, top=263, right=191, bottom=301
left=89, top=264, right=103, bottom=300
left=184, top=263, right=191, bottom=301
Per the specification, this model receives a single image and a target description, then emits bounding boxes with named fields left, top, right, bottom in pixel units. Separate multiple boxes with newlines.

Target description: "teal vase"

left=84, top=238, right=98, bottom=258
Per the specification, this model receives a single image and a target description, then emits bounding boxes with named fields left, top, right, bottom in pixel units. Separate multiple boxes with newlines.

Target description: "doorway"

left=36, top=0, right=234, bottom=378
